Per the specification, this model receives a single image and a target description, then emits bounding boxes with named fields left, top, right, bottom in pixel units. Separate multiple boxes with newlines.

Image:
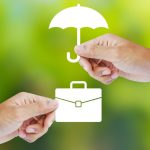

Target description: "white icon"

left=55, top=81, right=102, bottom=122
left=49, top=4, right=108, bottom=63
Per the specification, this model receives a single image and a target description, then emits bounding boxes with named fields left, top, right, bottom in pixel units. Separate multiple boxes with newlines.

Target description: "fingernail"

left=47, top=100, right=58, bottom=106
left=97, top=70, right=110, bottom=76
left=102, top=70, right=110, bottom=75
left=26, top=128, right=36, bottom=133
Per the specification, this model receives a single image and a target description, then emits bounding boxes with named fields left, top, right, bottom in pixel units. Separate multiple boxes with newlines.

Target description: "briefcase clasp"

left=75, top=100, right=82, bottom=107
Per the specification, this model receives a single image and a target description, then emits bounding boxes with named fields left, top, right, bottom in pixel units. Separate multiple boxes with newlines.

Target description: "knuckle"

left=98, top=78, right=106, bottom=84
left=98, top=76, right=113, bottom=85
left=17, top=92, right=28, bottom=97
left=103, top=81, right=112, bottom=85
left=44, top=127, right=49, bottom=133
left=104, top=33, right=114, bottom=37
left=26, top=139, right=36, bottom=143
left=40, top=128, right=48, bottom=137
left=102, top=33, right=116, bottom=40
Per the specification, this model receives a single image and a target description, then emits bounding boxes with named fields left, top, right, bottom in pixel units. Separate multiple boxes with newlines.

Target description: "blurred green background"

left=0, top=0, right=150, bottom=150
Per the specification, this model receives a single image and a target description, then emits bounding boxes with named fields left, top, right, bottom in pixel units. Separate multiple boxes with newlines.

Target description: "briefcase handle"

left=70, top=81, right=87, bottom=89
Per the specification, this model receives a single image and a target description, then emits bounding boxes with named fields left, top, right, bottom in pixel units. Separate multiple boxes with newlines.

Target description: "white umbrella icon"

left=49, top=4, right=108, bottom=63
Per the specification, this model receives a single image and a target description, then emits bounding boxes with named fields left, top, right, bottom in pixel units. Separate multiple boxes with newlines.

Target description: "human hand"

left=0, top=92, right=58, bottom=144
left=75, top=34, right=150, bottom=84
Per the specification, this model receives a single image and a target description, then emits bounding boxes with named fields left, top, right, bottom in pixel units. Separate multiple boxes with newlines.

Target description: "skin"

left=74, top=34, right=150, bottom=84
left=0, top=92, right=58, bottom=144
left=1, top=34, right=150, bottom=143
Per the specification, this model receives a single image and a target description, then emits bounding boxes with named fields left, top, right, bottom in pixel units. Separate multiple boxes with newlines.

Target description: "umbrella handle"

left=67, top=52, right=80, bottom=63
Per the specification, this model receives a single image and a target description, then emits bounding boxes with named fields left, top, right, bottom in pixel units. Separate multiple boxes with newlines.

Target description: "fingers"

left=74, top=34, right=119, bottom=62
left=44, top=112, right=55, bottom=128
left=14, top=92, right=58, bottom=121
left=26, top=124, right=43, bottom=134
left=79, top=57, right=119, bottom=84
left=25, top=116, right=46, bottom=134
left=90, top=59, right=111, bottom=76
left=19, top=112, right=55, bottom=143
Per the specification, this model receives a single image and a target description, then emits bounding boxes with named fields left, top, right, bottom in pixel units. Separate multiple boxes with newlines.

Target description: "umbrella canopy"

left=49, top=4, right=108, bottom=63
left=49, top=4, right=108, bottom=29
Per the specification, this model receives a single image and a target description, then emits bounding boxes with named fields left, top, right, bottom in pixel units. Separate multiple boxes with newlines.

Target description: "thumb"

left=74, top=39, right=117, bottom=62
left=17, top=94, right=58, bottom=121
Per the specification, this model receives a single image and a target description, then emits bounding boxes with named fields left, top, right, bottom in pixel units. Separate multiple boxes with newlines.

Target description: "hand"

left=0, top=92, right=58, bottom=144
left=75, top=34, right=150, bottom=84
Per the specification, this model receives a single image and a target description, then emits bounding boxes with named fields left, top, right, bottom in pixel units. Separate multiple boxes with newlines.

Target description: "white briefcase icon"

left=55, top=81, right=102, bottom=122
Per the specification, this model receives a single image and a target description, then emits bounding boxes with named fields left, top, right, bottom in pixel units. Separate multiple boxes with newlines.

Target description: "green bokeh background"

left=0, top=0, right=150, bottom=150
